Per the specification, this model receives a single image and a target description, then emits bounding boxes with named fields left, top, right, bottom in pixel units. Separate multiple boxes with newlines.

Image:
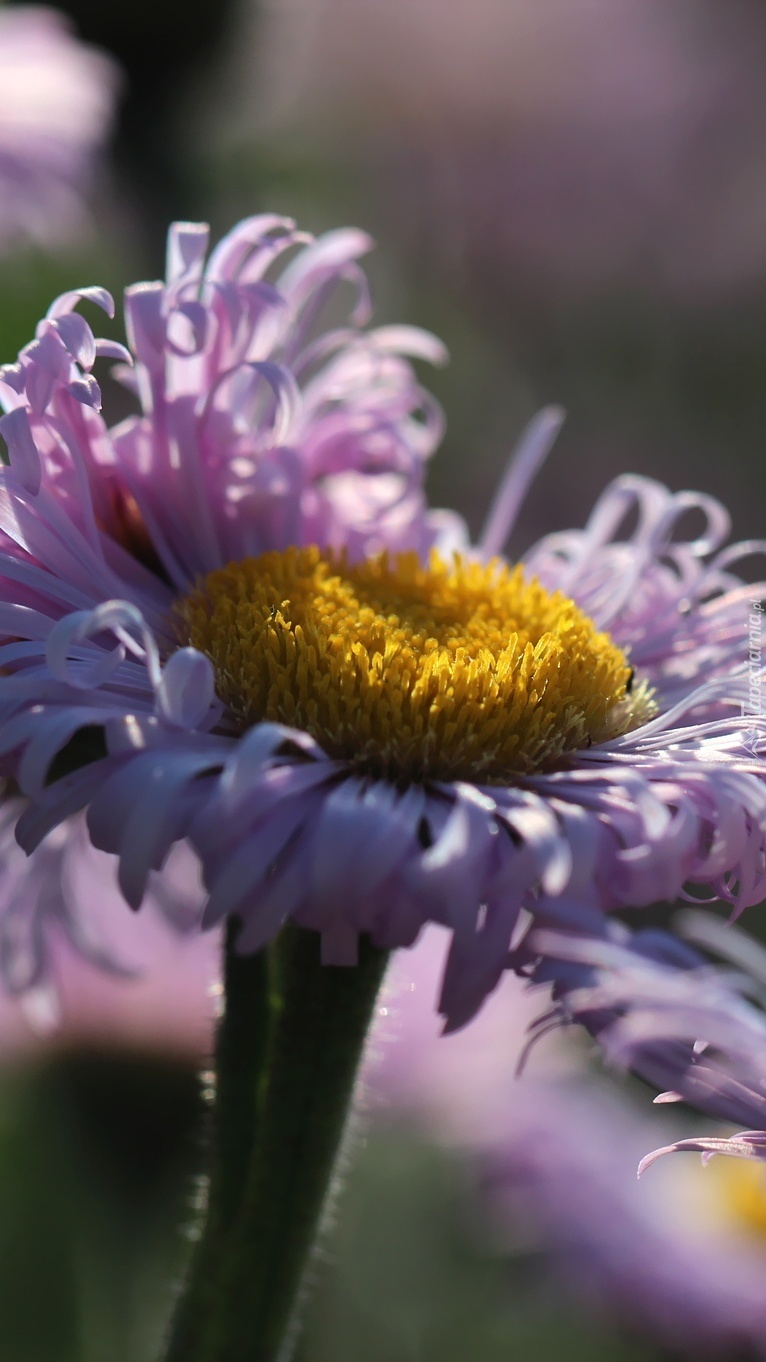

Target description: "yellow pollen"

left=177, top=546, right=650, bottom=784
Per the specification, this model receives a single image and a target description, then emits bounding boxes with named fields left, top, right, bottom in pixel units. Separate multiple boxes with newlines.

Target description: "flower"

left=0, top=213, right=764, bottom=1030
left=0, top=6, right=118, bottom=248
left=0, top=799, right=216, bottom=1056
left=523, top=914, right=766, bottom=1172
left=368, top=927, right=766, bottom=1356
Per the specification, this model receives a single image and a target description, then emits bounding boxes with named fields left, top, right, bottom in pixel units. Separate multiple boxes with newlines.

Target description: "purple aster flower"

left=0, top=213, right=763, bottom=1030
left=0, top=7, right=118, bottom=249
left=0, top=798, right=216, bottom=1053
left=524, top=915, right=766, bottom=1174
left=368, top=928, right=766, bottom=1357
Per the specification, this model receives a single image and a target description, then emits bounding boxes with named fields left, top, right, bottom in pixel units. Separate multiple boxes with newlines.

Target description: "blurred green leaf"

left=0, top=1051, right=202, bottom=1362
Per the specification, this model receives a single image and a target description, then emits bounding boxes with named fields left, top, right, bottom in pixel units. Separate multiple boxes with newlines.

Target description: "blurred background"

left=2, top=0, right=766, bottom=1358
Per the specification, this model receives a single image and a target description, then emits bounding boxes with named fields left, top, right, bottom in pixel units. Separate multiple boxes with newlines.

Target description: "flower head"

left=0, top=7, right=118, bottom=248
left=0, top=214, right=764, bottom=1029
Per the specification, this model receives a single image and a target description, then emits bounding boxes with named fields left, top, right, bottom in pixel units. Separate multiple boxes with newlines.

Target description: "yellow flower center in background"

left=179, top=546, right=647, bottom=783
left=708, top=1156, right=766, bottom=1240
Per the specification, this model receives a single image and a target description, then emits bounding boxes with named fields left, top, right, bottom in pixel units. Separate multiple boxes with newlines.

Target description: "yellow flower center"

left=708, top=1156, right=766, bottom=1240
left=178, top=546, right=649, bottom=783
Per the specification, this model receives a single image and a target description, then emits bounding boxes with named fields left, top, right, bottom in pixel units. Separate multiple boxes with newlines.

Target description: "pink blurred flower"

left=0, top=6, right=118, bottom=249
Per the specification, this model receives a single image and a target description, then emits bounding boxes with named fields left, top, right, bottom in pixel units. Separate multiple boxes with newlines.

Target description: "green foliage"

left=300, top=1129, right=651, bottom=1362
left=0, top=1052, right=201, bottom=1362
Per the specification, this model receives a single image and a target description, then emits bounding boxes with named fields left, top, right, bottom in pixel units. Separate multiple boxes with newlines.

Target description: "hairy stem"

left=162, top=925, right=388, bottom=1362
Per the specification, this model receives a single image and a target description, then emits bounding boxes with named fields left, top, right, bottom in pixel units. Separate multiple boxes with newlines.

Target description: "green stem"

left=212, top=920, right=275, bottom=1233
left=162, top=924, right=273, bottom=1356
left=162, top=925, right=388, bottom=1362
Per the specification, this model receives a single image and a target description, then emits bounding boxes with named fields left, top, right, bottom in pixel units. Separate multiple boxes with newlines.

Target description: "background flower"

left=0, top=6, right=118, bottom=249
left=364, top=927, right=766, bottom=1357
left=528, top=915, right=766, bottom=1175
